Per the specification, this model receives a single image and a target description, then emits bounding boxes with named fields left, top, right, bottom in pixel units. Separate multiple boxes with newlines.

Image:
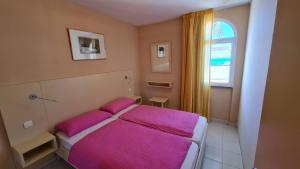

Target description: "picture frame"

left=68, top=29, right=107, bottom=60
left=150, top=41, right=171, bottom=73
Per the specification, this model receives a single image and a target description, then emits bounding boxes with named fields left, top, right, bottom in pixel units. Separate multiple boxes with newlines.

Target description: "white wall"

left=238, top=0, right=277, bottom=169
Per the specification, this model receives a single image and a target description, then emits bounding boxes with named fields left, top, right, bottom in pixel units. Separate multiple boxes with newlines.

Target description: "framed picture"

left=68, top=29, right=107, bottom=60
left=150, top=41, right=171, bottom=73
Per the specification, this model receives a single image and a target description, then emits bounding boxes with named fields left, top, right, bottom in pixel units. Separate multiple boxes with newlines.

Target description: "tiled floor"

left=202, top=122, right=243, bottom=169
left=42, top=158, right=73, bottom=169
left=43, top=121, right=243, bottom=169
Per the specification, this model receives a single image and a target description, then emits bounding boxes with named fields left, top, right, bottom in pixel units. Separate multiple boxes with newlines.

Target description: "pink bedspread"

left=69, top=119, right=191, bottom=169
left=120, top=105, right=199, bottom=137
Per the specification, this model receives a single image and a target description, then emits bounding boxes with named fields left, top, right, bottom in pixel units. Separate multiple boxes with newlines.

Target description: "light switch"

left=23, top=120, right=33, bottom=129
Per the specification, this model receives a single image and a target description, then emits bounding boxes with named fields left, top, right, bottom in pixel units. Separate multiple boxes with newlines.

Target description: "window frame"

left=210, top=19, right=237, bottom=88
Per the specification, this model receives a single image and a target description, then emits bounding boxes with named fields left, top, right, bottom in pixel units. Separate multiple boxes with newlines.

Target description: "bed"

left=111, top=104, right=208, bottom=169
left=56, top=117, right=204, bottom=169
left=55, top=99, right=207, bottom=169
left=113, top=104, right=208, bottom=147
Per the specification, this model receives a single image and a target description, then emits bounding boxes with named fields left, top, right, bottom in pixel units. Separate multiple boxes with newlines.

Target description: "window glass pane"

left=210, top=43, right=232, bottom=83
left=212, top=21, right=235, bottom=40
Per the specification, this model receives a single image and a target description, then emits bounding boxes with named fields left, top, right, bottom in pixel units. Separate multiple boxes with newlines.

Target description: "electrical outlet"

left=23, top=120, right=33, bottom=129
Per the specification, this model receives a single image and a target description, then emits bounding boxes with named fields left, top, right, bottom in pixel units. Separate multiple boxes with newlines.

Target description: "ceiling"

left=70, top=0, right=251, bottom=26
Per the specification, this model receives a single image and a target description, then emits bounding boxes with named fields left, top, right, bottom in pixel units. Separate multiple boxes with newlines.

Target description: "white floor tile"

left=203, top=121, right=244, bottom=169
left=206, top=135, right=222, bottom=149
left=222, top=151, right=243, bottom=169
left=202, top=158, right=222, bottom=169
left=208, top=122, right=225, bottom=128
left=223, top=125, right=237, bottom=131
left=223, top=130, right=239, bottom=140
left=207, top=122, right=222, bottom=132
left=222, top=139, right=241, bottom=154
left=223, top=164, right=240, bottom=169
left=207, top=127, right=223, bottom=138
left=205, top=145, right=222, bottom=162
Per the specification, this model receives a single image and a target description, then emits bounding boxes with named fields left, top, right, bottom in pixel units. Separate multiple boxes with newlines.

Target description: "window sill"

left=210, top=83, right=233, bottom=88
left=211, top=85, right=233, bottom=89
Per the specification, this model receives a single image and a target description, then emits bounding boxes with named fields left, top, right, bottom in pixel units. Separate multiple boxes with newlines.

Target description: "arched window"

left=210, top=19, right=237, bottom=87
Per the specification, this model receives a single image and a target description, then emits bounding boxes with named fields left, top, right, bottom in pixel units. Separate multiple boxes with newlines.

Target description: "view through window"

left=211, top=20, right=236, bottom=86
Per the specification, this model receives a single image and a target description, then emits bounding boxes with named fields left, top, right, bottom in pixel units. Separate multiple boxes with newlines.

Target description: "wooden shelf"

left=149, top=97, right=169, bottom=108
left=12, top=132, right=57, bottom=168
left=146, top=81, right=173, bottom=88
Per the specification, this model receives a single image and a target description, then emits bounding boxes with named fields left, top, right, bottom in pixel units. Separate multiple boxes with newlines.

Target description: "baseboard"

left=211, top=118, right=237, bottom=127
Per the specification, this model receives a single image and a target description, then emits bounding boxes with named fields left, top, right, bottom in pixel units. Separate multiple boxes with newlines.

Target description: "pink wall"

left=212, top=5, right=250, bottom=123
left=0, top=0, right=140, bottom=88
left=0, top=0, right=140, bottom=168
left=138, top=19, right=182, bottom=108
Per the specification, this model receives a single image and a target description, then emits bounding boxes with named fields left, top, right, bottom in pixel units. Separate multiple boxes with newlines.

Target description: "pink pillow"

left=55, top=110, right=112, bottom=137
left=100, top=97, right=136, bottom=114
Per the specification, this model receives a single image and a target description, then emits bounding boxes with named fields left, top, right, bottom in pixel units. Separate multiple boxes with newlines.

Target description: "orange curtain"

left=180, top=9, right=214, bottom=120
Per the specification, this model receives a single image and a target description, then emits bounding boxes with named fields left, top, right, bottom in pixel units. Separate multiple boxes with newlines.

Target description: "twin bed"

left=55, top=98, right=208, bottom=169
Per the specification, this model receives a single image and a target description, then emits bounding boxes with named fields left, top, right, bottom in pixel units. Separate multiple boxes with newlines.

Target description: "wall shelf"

left=146, top=81, right=173, bottom=88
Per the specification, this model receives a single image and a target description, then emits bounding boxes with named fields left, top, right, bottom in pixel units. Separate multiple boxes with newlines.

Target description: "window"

left=210, top=20, right=237, bottom=87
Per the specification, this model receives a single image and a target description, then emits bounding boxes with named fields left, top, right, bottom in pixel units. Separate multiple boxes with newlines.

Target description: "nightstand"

left=149, top=97, right=169, bottom=108
left=128, top=95, right=142, bottom=104
left=12, top=132, right=57, bottom=168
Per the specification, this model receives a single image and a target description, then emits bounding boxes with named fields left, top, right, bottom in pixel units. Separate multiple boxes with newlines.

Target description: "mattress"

left=190, top=116, right=208, bottom=146
left=56, top=116, right=199, bottom=169
left=115, top=104, right=208, bottom=146
left=181, top=142, right=199, bottom=169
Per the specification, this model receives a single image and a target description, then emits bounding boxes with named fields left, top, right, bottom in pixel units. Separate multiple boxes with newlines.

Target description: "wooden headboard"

left=0, top=71, right=135, bottom=146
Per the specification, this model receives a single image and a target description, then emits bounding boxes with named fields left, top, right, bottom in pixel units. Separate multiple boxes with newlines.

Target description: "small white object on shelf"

left=12, top=132, right=57, bottom=168
left=149, top=97, right=169, bottom=108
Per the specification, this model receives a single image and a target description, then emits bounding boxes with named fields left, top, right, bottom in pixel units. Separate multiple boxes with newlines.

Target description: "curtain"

left=180, top=9, right=214, bottom=120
